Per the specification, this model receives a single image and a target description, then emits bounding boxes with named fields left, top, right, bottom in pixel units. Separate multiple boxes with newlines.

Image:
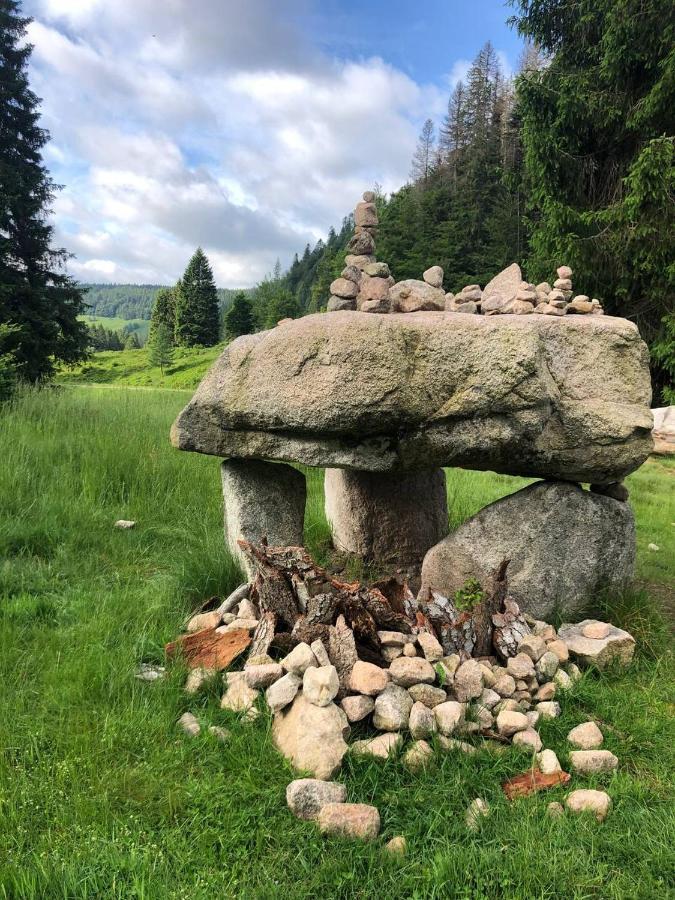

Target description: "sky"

left=24, top=0, right=523, bottom=287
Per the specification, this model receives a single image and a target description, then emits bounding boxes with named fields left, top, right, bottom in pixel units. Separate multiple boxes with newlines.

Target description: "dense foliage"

left=148, top=286, right=177, bottom=344
left=82, top=283, right=244, bottom=321
left=147, top=322, right=175, bottom=374
left=0, top=0, right=88, bottom=385
left=510, top=0, right=675, bottom=402
left=174, top=248, right=220, bottom=347
left=224, top=291, right=254, bottom=339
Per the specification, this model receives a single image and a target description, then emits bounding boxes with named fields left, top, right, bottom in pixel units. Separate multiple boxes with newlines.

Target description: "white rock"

left=434, top=700, right=466, bottom=735
left=507, top=653, right=536, bottom=679
left=409, top=701, right=437, bottom=739
left=135, top=662, right=166, bottom=682
left=536, top=651, right=559, bottom=679
left=569, top=750, right=618, bottom=775
left=178, top=711, right=200, bottom=736
left=185, top=666, right=217, bottom=695
left=265, top=672, right=302, bottom=712
left=114, top=519, right=136, bottom=529
left=568, top=721, right=603, bottom=749
left=221, top=671, right=259, bottom=713
left=186, top=611, right=222, bottom=633
left=557, top=620, right=636, bottom=669
left=453, top=659, right=484, bottom=701
left=351, top=732, right=402, bottom=760
left=208, top=725, right=229, bottom=742
left=493, top=673, right=516, bottom=697
left=423, top=265, right=444, bottom=288
left=377, top=631, right=415, bottom=647
left=417, top=631, right=444, bottom=662
left=547, top=801, right=565, bottom=818
left=385, top=835, right=407, bottom=856
left=373, top=684, right=413, bottom=731
left=403, top=740, right=434, bottom=771
left=340, top=694, right=375, bottom=722
left=273, top=694, right=349, bottom=780
left=317, top=803, right=380, bottom=840
left=303, top=665, right=340, bottom=707
left=496, top=710, right=529, bottom=736
left=537, top=749, right=562, bottom=774
left=281, top=642, right=318, bottom=675
left=237, top=598, right=258, bottom=620
left=311, top=639, right=331, bottom=667
left=244, top=662, right=283, bottom=690
left=537, top=701, right=561, bottom=719
left=512, top=728, right=542, bottom=752
left=438, top=736, right=477, bottom=755
left=408, top=683, right=447, bottom=708
left=566, top=789, right=612, bottom=822
left=348, top=660, right=390, bottom=696
left=553, top=669, right=573, bottom=691
left=479, top=688, right=501, bottom=709
left=466, top=798, right=489, bottom=831
left=389, top=656, right=436, bottom=687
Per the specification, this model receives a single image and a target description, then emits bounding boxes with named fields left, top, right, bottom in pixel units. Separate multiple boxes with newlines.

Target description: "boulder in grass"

left=272, top=694, right=349, bottom=780
left=317, top=803, right=380, bottom=841
left=565, top=789, right=612, bottom=822
left=569, top=750, right=618, bottom=775
left=286, top=779, right=347, bottom=821
left=557, top=620, right=636, bottom=669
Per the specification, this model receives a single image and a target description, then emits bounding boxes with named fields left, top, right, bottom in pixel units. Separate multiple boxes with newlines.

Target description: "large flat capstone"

left=171, top=311, right=652, bottom=483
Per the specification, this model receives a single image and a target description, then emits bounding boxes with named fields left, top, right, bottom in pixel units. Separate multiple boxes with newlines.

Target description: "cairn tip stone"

left=420, top=481, right=637, bottom=620
left=172, top=313, right=652, bottom=483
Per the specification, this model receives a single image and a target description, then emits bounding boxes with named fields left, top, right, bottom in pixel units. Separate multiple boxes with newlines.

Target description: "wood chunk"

left=249, top=610, right=276, bottom=658
left=473, top=559, right=509, bottom=657
left=502, top=768, right=571, bottom=800
left=328, top=614, right=358, bottom=697
left=165, top=627, right=250, bottom=670
left=493, top=598, right=531, bottom=660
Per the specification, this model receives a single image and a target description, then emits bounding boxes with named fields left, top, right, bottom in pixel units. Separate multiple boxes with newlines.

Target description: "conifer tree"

left=148, top=286, right=176, bottom=344
left=174, top=249, right=220, bottom=346
left=148, top=323, right=174, bottom=374
left=410, top=119, right=436, bottom=184
left=224, top=291, right=254, bottom=339
left=0, top=0, right=88, bottom=383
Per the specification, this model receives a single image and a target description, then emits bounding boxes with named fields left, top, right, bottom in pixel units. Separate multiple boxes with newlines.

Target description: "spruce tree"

left=0, top=0, right=88, bottom=382
left=148, top=323, right=174, bottom=374
left=410, top=119, right=436, bottom=184
left=224, top=291, right=254, bottom=339
left=174, top=248, right=220, bottom=346
left=510, top=0, right=674, bottom=400
left=148, top=286, right=176, bottom=344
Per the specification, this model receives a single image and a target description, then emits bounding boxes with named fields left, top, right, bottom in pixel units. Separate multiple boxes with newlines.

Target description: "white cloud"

left=23, top=1, right=461, bottom=287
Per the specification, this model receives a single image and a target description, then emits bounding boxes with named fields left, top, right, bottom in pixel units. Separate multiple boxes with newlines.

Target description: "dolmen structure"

left=172, top=194, right=653, bottom=621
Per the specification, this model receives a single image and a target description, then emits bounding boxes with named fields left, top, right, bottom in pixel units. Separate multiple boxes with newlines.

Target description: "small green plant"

left=453, top=577, right=485, bottom=612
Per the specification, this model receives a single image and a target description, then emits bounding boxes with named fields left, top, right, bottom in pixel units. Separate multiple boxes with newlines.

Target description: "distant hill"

left=80, top=283, right=250, bottom=321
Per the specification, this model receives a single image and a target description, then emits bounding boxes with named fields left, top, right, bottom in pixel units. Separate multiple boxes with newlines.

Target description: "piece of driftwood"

left=503, top=768, right=571, bottom=800
left=165, top=627, right=250, bottom=670
left=492, top=597, right=531, bottom=660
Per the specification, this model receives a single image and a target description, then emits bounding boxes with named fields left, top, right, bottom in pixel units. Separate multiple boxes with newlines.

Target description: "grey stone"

left=389, top=656, right=436, bottom=687
left=566, top=789, right=611, bottom=822
left=385, top=835, right=407, bottom=856
left=439, top=736, right=477, bottom=754
left=568, top=721, right=603, bottom=749
left=344, top=254, right=375, bottom=270
left=281, top=642, right=318, bottom=675
left=389, top=280, right=445, bottom=312
left=364, top=261, right=390, bottom=278
left=507, top=653, right=536, bottom=679
left=286, top=778, right=347, bottom=820
left=347, top=230, right=375, bottom=255
left=351, top=732, right=402, bottom=759
left=341, top=264, right=362, bottom=284
left=186, top=610, right=222, bottom=633
left=420, top=481, right=637, bottom=620
left=178, top=711, right=200, bottom=736
left=557, top=620, right=636, bottom=669
left=417, top=631, right=444, bottom=662
left=172, top=314, right=652, bottom=483
left=547, top=801, right=565, bottom=818
left=220, top=459, right=306, bottom=578
left=493, top=673, right=516, bottom=697
left=330, top=278, right=359, bottom=299
left=496, top=709, right=529, bottom=736
left=325, top=467, right=448, bottom=566
left=537, top=701, right=561, bottom=719
left=373, top=684, right=413, bottom=730
left=185, top=666, right=217, bottom=694
left=434, top=700, right=466, bottom=735
left=403, top=740, right=434, bottom=771
left=408, top=683, right=447, bottom=708
left=518, top=634, right=547, bottom=662
left=340, top=694, right=375, bottom=722
left=512, top=728, right=542, bottom=752
left=311, top=639, right=331, bottom=667
left=569, top=750, right=618, bottom=775
left=454, top=660, right=484, bottom=702
left=483, top=263, right=521, bottom=304
left=272, top=694, right=349, bottom=779
left=423, top=265, right=444, bottom=288
left=266, top=672, right=302, bottom=712
left=303, top=665, right=340, bottom=707
left=221, top=672, right=259, bottom=713
left=208, top=725, right=229, bottom=742
left=318, top=803, right=380, bottom=840
left=409, top=701, right=437, bottom=739
left=536, top=651, right=560, bottom=679
left=244, top=663, right=283, bottom=690
left=537, top=749, right=562, bottom=774
left=327, top=295, right=356, bottom=312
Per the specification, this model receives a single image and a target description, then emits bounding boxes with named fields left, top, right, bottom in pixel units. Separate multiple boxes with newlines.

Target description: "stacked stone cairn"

left=327, top=194, right=604, bottom=318
left=173, top=546, right=634, bottom=842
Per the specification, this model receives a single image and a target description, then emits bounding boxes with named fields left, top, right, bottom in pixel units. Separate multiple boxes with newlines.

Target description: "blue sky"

left=24, top=0, right=523, bottom=286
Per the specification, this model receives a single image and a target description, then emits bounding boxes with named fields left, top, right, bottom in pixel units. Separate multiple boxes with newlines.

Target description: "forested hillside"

left=81, top=284, right=248, bottom=321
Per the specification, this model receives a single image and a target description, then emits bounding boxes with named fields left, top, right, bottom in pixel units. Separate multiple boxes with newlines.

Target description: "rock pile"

left=172, top=550, right=632, bottom=841
left=325, top=195, right=605, bottom=318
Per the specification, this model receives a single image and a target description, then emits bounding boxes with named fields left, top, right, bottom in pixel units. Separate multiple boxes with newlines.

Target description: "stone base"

left=420, top=480, right=635, bottom=620
left=324, top=468, right=448, bottom=566
left=221, top=459, right=306, bottom=577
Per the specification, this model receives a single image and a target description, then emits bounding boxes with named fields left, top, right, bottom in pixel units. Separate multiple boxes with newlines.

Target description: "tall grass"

left=0, top=385, right=673, bottom=899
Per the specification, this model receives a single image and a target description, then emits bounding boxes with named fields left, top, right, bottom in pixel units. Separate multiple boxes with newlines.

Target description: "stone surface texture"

left=324, top=467, right=448, bottom=565
left=172, top=313, right=652, bottom=483
left=317, top=803, right=381, bottom=840
left=557, top=620, right=636, bottom=669
left=272, top=694, right=349, bottom=780
left=286, top=779, right=347, bottom=820
left=420, top=481, right=637, bottom=619
left=220, top=459, right=306, bottom=577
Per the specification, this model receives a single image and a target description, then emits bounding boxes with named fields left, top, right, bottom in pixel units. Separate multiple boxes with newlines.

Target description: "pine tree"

left=511, top=0, right=675, bottom=401
left=225, top=291, right=254, bottom=339
left=0, top=322, right=18, bottom=399
left=174, top=249, right=220, bottom=346
left=148, top=286, right=176, bottom=343
left=148, top=323, right=174, bottom=374
left=124, top=331, right=141, bottom=350
left=0, top=0, right=88, bottom=383
left=439, top=82, right=467, bottom=169
left=410, top=119, right=436, bottom=184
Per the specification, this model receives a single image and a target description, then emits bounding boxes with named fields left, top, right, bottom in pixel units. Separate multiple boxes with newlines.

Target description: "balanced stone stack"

left=327, top=191, right=396, bottom=314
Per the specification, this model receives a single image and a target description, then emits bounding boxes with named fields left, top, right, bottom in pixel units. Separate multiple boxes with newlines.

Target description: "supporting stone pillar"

left=221, top=459, right=306, bottom=577
left=324, top=468, right=448, bottom=567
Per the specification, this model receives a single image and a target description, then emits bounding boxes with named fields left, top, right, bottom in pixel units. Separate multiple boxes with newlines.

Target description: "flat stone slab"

left=172, top=311, right=652, bottom=483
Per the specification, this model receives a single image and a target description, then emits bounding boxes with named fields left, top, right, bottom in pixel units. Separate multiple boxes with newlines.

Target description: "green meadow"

left=0, top=385, right=673, bottom=899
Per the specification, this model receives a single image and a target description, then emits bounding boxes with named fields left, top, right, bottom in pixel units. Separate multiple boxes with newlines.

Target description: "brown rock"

left=348, top=660, right=390, bottom=696
left=317, top=803, right=380, bottom=840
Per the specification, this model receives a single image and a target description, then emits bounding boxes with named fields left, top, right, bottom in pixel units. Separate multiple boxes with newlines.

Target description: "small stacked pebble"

left=169, top=581, right=632, bottom=842
left=325, top=194, right=606, bottom=320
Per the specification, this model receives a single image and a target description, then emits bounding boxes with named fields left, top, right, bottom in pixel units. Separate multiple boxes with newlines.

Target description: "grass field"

left=0, top=385, right=673, bottom=899
left=58, top=344, right=223, bottom=389
left=80, top=315, right=151, bottom=341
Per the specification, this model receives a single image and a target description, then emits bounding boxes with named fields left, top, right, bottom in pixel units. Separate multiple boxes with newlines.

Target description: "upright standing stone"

left=221, top=459, right=306, bottom=577
left=324, top=468, right=448, bottom=565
